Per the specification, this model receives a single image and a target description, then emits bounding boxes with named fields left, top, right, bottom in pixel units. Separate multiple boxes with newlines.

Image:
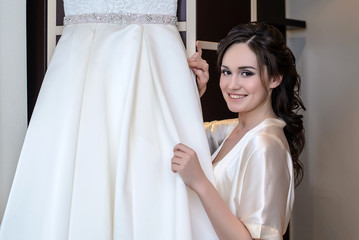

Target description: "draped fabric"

left=0, top=1, right=217, bottom=239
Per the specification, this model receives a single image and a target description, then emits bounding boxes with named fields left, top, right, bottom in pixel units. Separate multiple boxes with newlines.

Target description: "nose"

left=228, top=75, right=241, bottom=89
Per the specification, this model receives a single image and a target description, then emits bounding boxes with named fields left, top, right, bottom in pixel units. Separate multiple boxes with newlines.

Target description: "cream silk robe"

left=205, top=118, right=294, bottom=240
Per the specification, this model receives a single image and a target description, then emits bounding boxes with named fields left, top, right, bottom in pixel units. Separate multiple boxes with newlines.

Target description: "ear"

left=269, top=75, right=283, bottom=89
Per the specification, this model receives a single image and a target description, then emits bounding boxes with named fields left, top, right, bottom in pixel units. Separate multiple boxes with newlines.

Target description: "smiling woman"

left=219, top=43, right=280, bottom=118
left=172, top=22, right=306, bottom=240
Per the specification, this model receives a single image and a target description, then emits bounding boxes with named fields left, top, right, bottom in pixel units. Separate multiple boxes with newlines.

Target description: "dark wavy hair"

left=217, top=22, right=306, bottom=186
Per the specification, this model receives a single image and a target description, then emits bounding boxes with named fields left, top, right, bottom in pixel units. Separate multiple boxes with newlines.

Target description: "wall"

left=287, top=0, right=359, bottom=239
left=0, top=0, right=27, bottom=221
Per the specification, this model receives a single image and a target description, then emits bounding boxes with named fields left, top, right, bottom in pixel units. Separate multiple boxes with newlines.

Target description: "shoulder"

left=244, top=118, right=289, bottom=154
left=204, top=118, right=238, bottom=136
left=241, top=120, right=292, bottom=173
left=204, top=118, right=238, bottom=155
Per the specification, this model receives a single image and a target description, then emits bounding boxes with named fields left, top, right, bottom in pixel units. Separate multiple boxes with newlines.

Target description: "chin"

left=226, top=104, right=240, bottom=114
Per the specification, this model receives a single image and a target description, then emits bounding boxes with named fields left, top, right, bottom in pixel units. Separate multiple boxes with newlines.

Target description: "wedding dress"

left=0, top=1, right=217, bottom=239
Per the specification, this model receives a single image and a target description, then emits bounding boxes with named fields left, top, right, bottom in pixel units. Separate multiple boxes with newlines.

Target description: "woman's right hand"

left=171, top=143, right=208, bottom=193
left=188, top=41, right=209, bottom=97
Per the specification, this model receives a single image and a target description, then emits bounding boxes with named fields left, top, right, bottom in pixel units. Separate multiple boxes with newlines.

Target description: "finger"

left=187, top=60, right=199, bottom=70
left=187, top=57, right=199, bottom=64
left=174, top=145, right=196, bottom=160
left=188, top=52, right=199, bottom=61
left=171, top=161, right=180, bottom=172
left=173, top=143, right=185, bottom=152
left=172, top=150, right=187, bottom=160
left=173, top=143, right=191, bottom=153
left=187, top=59, right=201, bottom=68
left=171, top=156, right=184, bottom=172
left=171, top=156, right=183, bottom=165
left=189, top=59, right=208, bottom=72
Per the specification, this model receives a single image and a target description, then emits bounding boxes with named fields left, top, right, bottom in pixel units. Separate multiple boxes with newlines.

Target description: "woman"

left=173, top=22, right=305, bottom=240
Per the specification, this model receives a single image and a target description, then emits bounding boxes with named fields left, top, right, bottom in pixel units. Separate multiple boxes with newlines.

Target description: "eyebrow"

left=221, top=65, right=257, bottom=71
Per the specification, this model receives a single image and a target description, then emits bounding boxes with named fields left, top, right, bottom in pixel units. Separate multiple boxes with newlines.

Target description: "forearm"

left=196, top=179, right=253, bottom=240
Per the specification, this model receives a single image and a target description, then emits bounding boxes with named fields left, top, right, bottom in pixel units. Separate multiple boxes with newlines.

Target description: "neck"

left=236, top=101, right=276, bottom=131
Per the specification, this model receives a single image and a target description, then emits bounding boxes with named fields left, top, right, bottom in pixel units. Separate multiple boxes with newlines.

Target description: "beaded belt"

left=63, top=13, right=177, bottom=25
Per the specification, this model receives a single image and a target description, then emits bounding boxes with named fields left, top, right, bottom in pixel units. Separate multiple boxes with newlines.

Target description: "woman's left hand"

left=171, top=143, right=207, bottom=192
left=188, top=41, right=209, bottom=97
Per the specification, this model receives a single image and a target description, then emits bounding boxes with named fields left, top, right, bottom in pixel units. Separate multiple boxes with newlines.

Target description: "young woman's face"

left=220, top=43, right=278, bottom=116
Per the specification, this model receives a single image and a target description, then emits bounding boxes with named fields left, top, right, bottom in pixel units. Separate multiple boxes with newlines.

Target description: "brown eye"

left=241, top=70, right=254, bottom=77
left=221, top=69, right=231, bottom=76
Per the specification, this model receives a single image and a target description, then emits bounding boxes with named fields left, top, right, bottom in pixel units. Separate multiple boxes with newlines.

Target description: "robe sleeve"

left=203, top=119, right=238, bottom=154
left=235, top=134, right=294, bottom=240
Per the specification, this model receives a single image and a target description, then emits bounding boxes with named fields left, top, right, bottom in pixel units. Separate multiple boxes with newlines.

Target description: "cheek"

left=219, top=78, right=228, bottom=99
left=219, top=77, right=226, bottom=91
left=249, top=80, right=267, bottom=94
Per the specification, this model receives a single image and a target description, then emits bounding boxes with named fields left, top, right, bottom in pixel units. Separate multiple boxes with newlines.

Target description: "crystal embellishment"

left=64, top=13, right=177, bottom=25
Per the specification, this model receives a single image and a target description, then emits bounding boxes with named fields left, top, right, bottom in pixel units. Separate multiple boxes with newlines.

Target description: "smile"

left=229, top=94, right=247, bottom=99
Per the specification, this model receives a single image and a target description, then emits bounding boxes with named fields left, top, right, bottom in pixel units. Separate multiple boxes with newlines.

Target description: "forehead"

left=222, top=43, right=258, bottom=68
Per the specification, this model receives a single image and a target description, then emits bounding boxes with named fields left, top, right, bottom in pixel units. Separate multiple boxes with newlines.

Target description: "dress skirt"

left=0, top=22, right=216, bottom=240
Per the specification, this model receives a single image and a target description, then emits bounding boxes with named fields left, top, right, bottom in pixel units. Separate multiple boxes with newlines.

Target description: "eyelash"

left=241, top=70, right=254, bottom=77
left=221, top=69, right=254, bottom=77
left=221, top=69, right=231, bottom=76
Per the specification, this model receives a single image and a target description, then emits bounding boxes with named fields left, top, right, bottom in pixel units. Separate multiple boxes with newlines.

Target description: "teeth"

left=229, top=94, right=246, bottom=99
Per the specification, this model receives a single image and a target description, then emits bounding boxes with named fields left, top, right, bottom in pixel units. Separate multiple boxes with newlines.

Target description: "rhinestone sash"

left=63, top=13, right=177, bottom=25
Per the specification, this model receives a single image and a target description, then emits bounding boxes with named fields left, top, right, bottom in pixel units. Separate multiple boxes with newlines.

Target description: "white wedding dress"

left=0, top=1, right=217, bottom=239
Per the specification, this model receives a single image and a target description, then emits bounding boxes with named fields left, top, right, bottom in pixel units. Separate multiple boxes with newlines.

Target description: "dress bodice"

left=64, top=0, right=178, bottom=16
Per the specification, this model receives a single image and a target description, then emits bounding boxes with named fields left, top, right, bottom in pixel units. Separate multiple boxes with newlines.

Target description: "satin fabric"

left=205, top=118, right=294, bottom=240
left=0, top=13, right=217, bottom=240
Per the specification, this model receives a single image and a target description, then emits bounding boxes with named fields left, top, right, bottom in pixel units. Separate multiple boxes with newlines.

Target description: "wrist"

left=194, top=177, right=212, bottom=197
